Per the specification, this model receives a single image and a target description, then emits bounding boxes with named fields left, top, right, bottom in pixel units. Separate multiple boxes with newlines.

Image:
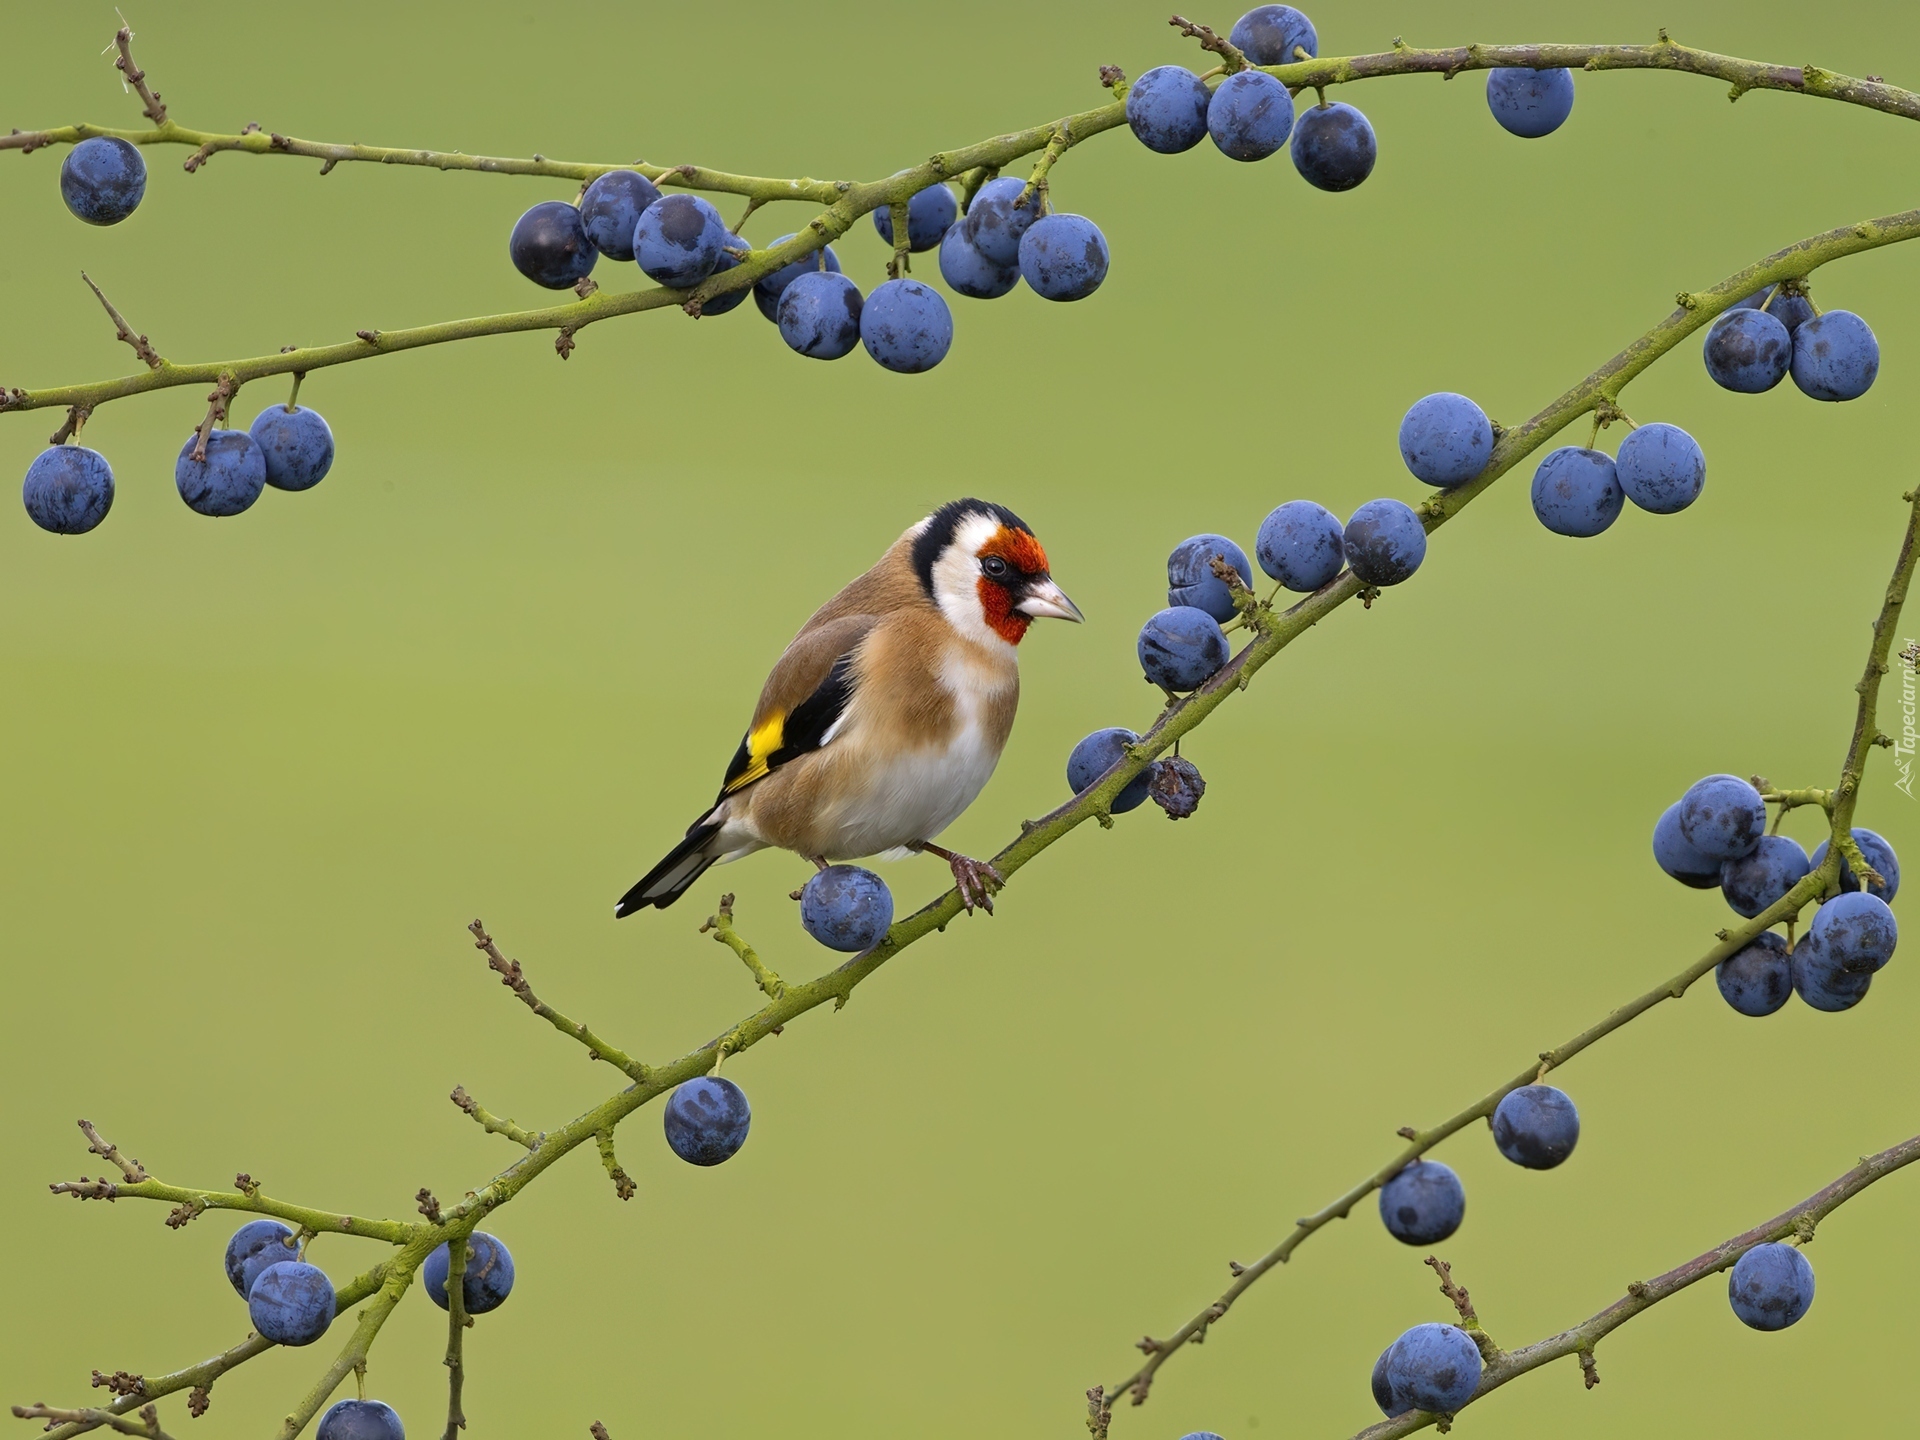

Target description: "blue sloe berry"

left=1167, top=534, right=1253, bottom=623
left=873, top=185, right=958, bottom=252
left=633, top=194, right=728, bottom=289
left=664, top=1075, right=752, bottom=1165
left=224, top=1219, right=295, bottom=1299
left=1767, top=289, right=1816, bottom=335
left=777, top=272, right=865, bottom=360
left=175, top=430, right=267, bottom=518
left=1530, top=447, right=1624, bottom=538
left=1256, top=500, right=1345, bottom=591
left=961, top=176, right=1043, bottom=268
left=1789, top=929, right=1872, bottom=1012
left=424, top=1232, right=515, bottom=1314
left=1017, top=214, right=1109, bottom=302
left=249, top=407, right=335, bottom=492
left=1704, top=308, right=1791, bottom=393
left=1138, top=606, right=1230, bottom=692
left=1615, top=422, right=1705, bottom=515
left=753, top=235, right=842, bottom=322
left=1377, top=1159, right=1465, bottom=1246
left=1728, top=1243, right=1815, bottom=1331
left=1653, top=801, right=1722, bottom=889
left=508, top=201, right=597, bottom=289
left=1485, top=67, right=1575, bottom=138
left=578, top=170, right=662, bottom=261
left=1720, top=835, right=1810, bottom=918
left=1343, top=499, right=1426, bottom=586
left=860, top=279, right=953, bottom=373
left=1491, top=1084, right=1579, bottom=1169
left=1678, top=774, right=1766, bottom=861
left=1291, top=102, right=1377, bottom=191
left=1716, top=932, right=1792, bottom=1017
left=317, top=1400, right=404, bottom=1440
left=1229, top=6, right=1318, bottom=65
left=1809, top=828, right=1900, bottom=902
left=1067, top=728, right=1154, bottom=815
left=1398, top=392, right=1492, bottom=489
left=801, top=865, right=894, bottom=951
left=937, top=225, right=1019, bottom=299
left=22, top=446, right=114, bottom=534
left=1126, top=66, right=1213, bottom=154
left=1207, top=70, right=1293, bottom=161
left=249, top=1260, right=336, bottom=1346
left=1370, top=1345, right=1400, bottom=1416
left=1384, top=1323, right=1482, bottom=1415
left=1808, top=891, right=1896, bottom=974
left=699, top=244, right=753, bottom=316
left=1789, top=311, right=1879, bottom=401
left=60, top=136, right=146, bottom=225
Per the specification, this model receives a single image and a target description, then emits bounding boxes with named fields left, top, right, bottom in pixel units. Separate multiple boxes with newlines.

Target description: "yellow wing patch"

left=724, top=713, right=786, bottom=794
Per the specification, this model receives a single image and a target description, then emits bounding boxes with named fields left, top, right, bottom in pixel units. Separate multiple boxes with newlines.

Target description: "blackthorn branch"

left=1348, top=1132, right=1920, bottom=1437
left=1105, top=483, right=1920, bottom=1412
left=7, top=29, right=1920, bottom=417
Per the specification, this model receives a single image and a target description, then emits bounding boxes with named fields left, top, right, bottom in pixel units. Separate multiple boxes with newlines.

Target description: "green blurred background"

left=3, top=2, right=1916, bottom=1436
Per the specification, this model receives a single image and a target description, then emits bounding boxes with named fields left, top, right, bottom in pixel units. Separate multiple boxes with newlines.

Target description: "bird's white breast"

left=828, top=645, right=1014, bottom=860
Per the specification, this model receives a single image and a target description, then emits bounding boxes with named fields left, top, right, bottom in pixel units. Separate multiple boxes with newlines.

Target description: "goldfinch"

left=616, top=498, right=1083, bottom=917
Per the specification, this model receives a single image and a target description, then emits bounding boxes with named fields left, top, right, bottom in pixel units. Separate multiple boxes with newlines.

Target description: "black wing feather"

left=715, top=651, right=859, bottom=802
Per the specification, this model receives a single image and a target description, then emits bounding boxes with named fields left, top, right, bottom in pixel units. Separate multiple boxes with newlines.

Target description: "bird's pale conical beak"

left=1018, top=577, right=1085, bottom=623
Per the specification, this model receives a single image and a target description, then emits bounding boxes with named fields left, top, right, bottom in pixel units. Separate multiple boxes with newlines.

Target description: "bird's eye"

left=981, top=555, right=1009, bottom=579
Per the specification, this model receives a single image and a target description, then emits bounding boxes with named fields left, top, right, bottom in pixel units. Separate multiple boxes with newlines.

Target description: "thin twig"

left=1168, top=14, right=1249, bottom=71
left=442, top=1236, right=469, bottom=1440
left=110, top=27, right=167, bottom=126
left=11, top=1403, right=173, bottom=1440
left=80, top=274, right=164, bottom=370
left=449, top=1087, right=540, bottom=1151
left=77, top=1120, right=148, bottom=1182
left=189, top=374, right=234, bottom=462
left=594, top=1130, right=636, bottom=1201
left=48, top=406, right=92, bottom=445
left=700, top=894, right=787, bottom=999
left=469, top=921, right=650, bottom=1082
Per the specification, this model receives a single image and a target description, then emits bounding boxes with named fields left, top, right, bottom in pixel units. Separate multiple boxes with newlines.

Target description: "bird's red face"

left=975, top=526, right=1056, bottom=645
left=916, top=500, right=1084, bottom=650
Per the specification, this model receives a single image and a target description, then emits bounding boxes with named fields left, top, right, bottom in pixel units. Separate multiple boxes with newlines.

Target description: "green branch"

left=1349, top=1132, right=1920, bottom=1437
left=1103, top=486, right=1920, bottom=1411
left=6, top=32, right=1920, bottom=418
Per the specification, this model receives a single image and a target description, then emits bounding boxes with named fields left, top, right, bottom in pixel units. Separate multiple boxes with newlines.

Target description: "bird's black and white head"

left=909, top=498, right=1083, bottom=649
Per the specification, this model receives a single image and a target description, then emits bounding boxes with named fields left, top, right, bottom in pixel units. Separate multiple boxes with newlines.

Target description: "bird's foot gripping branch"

left=8, top=7, right=1920, bottom=1439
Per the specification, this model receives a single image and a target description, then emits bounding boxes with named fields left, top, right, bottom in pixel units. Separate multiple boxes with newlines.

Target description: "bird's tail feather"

left=616, top=817, right=725, bottom=916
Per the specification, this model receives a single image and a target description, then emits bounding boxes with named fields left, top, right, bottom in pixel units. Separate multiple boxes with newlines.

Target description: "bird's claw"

left=948, top=853, right=1005, bottom=915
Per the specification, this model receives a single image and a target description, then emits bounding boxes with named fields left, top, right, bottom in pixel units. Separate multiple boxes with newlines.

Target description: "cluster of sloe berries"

left=508, top=161, right=1109, bottom=377
left=221, top=1218, right=515, bottom=1354
left=1400, top=389, right=1708, bottom=541
left=1127, top=7, right=1580, bottom=206
left=26, top=138, right=338, bottom=534
left=1706, top=285, right=1880, bottom=402
left=1653, top=773, right=1899, bottom=1015
left=21, top=402, right=336, bottom=535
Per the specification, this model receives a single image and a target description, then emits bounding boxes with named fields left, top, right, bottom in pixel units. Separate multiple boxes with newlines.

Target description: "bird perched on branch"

left=616, top=498, right=1083, bottom=918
